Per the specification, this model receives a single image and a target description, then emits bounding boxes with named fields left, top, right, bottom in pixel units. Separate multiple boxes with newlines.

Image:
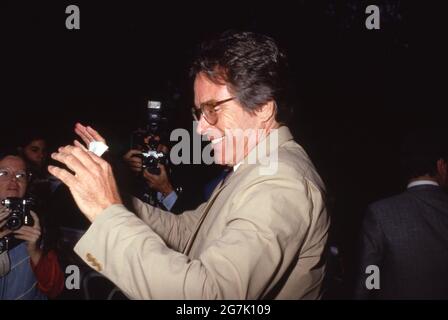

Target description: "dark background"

left=0, top=0, right=445, bottom=296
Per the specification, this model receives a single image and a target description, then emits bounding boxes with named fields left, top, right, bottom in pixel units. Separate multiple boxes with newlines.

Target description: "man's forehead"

left=194, top=73, right=229, bottom=105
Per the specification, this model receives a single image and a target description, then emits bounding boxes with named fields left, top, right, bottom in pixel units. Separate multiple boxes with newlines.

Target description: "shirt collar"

left=407, top=180, right=439, bottom=189
left=231, top=126, right=294, bottom=173
left=233, top=161, right=243, bottom=172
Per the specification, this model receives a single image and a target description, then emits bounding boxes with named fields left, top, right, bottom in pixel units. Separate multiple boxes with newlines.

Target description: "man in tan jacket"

left=49, top=31, right=330, bottom=299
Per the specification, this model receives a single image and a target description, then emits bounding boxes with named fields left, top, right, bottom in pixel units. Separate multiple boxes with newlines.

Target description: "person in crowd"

left=354, top=129, right=448, bottom=299
left=0, top=148, right=64, bottom=299
left=123, top=134, right=186, bottom=213
left=17, top=132, right=61, bottom=204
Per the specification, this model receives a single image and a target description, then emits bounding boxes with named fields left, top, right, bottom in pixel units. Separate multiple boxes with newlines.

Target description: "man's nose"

left=196, top=116, right=210, bottom=136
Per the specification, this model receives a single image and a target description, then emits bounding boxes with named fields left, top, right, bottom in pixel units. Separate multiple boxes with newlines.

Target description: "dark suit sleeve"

left=169, top=187, right=205, bottom=214
left=353, top=207, right=385, bottom=299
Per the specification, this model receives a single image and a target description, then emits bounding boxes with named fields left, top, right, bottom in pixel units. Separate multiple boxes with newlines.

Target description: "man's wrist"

left=89, top=199, right=123, bottom=222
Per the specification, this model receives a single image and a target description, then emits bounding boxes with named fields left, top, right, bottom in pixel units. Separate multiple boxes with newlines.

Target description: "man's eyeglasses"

left=0, top=168, right=30, bottom=182
left=192, top=97, right=235, bottom=125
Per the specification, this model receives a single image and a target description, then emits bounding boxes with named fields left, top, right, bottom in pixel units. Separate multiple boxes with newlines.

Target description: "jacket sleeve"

left=74, top=175, right=321, bottom=299
left=353, top=207, right=385, bottom=299
left=131, top=197, right=205, bottom=251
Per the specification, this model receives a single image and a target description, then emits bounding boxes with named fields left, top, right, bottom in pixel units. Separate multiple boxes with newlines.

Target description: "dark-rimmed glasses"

left=191, top=97, right=235, bottom=125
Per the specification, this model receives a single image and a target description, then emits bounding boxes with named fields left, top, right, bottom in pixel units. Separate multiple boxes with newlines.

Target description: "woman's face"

left=23, top=139, right=47, bottom=168
left=0, top=156, right=28, bottom=199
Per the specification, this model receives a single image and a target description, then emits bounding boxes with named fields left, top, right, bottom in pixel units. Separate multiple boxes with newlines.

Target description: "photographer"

left=76, top=122, right=198, bottom=215
left=124, top=148, right=177, bottom=209
left=0, top=149, right=63, bottom=299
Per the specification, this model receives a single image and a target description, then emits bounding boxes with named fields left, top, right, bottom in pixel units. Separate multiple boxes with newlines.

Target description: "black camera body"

left=131, top=100, right=169, bottom=175
left=0, top=235, right=10, bottom=254
left=0, top=234, right=19, bottom=254
left=141, top=150, right=168, bottom=174
left=1, top=197, right=34, bottom=231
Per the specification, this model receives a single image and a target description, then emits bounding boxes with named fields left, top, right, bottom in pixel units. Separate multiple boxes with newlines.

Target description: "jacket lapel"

left=182, top=178, right=231, bottom=255
left=182, top=126, right=294, bottom=255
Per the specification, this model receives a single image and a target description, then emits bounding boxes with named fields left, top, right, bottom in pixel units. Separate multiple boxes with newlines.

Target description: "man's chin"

left=212, top=142, right=234, bottom=165
left=214, top=155, right=238, bottom=167
left=213, top=150, right=231, bottom=166
left=213, top=154, right=225, bottom=165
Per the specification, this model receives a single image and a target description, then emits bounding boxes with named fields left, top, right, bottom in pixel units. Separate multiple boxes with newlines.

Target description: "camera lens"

left=6, top=215, right=22, bottom=231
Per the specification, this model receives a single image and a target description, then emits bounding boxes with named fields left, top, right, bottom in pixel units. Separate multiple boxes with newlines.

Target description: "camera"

left=1, top=197, right=34, bottom=231
left=131, top=100, right=169, bottom=175
left=141, top=150, right=168, bottom=174
left=0, top=235, right=10, bottom=254
left=0, top=234, right=19, bottom=254
left=0, top=233, right=28, bottom=254
left=146, top=101, right=164, bottom=137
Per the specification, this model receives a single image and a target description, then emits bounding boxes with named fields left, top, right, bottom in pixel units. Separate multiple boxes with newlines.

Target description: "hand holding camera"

left=12, top=210, right=42, bottom=265
left=123, top=148, right=174, bottom=195
left=123, top=149, right=144, bottom=173
left=1, top=198, right=34, bottom=231
left=143, top=164, right=174, bottom=196
left=130, top=100, right=169, bottom=176
left=0, top=199, right=42, bottom=263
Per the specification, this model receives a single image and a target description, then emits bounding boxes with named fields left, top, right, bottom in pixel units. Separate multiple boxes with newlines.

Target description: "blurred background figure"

left=17, top=131, right=61, bottom=206
left=354, top=129, right=448, bottom=299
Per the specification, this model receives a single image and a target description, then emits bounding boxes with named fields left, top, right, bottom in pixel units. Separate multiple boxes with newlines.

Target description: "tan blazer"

left=74, top=126, right=329, bottom=299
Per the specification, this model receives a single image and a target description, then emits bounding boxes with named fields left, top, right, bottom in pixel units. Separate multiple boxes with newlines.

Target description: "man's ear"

left=437, top=158, right=447, bottom=172
left=256, top=101, right=276, bottom=123
left=437, top=158, right=447, bottom=180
